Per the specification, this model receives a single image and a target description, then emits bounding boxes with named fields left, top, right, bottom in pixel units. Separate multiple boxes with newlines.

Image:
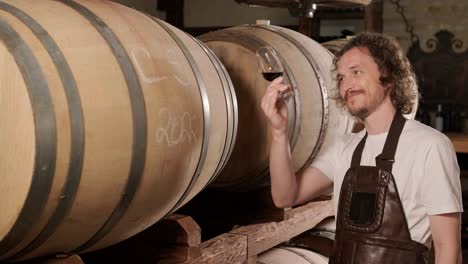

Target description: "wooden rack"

left=22, top=199, right=333, bottom=264
left=177, top=200, right=333, bottom=264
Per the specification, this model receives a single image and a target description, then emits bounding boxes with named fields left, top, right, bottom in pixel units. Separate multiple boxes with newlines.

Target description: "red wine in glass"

left=262, top=72, right=283, bottom=82
left=256, top=45, right=294, bottom=101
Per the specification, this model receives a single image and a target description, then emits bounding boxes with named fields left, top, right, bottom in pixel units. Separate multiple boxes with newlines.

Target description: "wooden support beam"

left=39, top=200, right=332, bottom=264
left=188, top=233, right=248, bottom=264
left=183, top=200, right=334, bottom=264
left=148, top=214, right=202, bottom=263
left=243, top=255, right=257, bottom=264
left=364, top=0, right=383, bottom=32
left=156, top=214, right=202, bottom=247
left=298, top=16, right=320, bottom=39
left=231, top=200, right=333, bottom=257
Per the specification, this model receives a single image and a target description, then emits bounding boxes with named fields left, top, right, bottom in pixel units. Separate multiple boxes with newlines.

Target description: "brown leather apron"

left=330, top=113, right=429, bottom=264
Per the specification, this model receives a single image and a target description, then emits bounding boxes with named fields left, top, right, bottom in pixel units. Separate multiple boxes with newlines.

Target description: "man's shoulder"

left=403, top=119, right=451, bottom=146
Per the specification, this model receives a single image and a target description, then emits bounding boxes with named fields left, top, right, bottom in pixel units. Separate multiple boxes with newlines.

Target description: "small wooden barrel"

left=322, top=37, right=419, bottom=121
left=0, top=0, right=236, bottom=261
left=258, top=246, right=329, bottom=264
left=199, top=26, right=354, bottom=189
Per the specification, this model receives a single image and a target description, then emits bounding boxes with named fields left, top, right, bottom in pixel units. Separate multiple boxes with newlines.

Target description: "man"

left=261, top=32, right=462, bottom=263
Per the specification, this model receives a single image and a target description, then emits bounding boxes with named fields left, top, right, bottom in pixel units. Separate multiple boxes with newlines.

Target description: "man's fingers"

left=262, top=91, right=278, bottom=112
left=277, top=84, right=290, bottom=93
left=271, top=76, right=283, bottom=85
left=262, top=77, right=290, bottom=119
left=267, top=83, right=289, bottom=94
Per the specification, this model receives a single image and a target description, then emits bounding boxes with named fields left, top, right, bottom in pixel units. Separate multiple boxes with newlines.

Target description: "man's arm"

left=269, top=130, right=332, bottom=207
left=429, top=212, right=462, bottom=264
left=261, top=77, right=333, bottom=208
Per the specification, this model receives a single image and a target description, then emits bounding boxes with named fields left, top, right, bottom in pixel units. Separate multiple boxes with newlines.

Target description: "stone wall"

left=383, top=0, right=468, bottom=52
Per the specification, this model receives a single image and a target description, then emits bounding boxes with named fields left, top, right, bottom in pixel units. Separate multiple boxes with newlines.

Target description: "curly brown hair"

left=331, top=32, right=418, bottom=115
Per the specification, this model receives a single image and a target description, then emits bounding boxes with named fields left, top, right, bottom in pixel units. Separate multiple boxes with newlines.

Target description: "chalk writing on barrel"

left=131, top=47, right=167, bottom=84
left=156, top=108, right=198, bottom=145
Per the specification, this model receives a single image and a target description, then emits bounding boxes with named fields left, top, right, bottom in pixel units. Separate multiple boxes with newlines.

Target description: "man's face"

left=337, top=47, right=389, bottom=120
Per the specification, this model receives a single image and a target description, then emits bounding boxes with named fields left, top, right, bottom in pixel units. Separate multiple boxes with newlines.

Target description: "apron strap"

left=375, top=112, right=406, bottom=171
left=350, top=112, right=407, bottom=172
left=351, top=133, right=367, bottom=167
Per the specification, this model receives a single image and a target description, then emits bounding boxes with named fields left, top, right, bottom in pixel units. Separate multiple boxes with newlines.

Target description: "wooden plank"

left=284, top=199, right=330, bottom=219
left=447, top=133, right=468, bottom=153
left=230, top=200, right=333, bottom=257
left=185, top=233, right=247, bottom=264
left=147, top=214, right=201, bottom=263
left=243, top=255, right=257, bottom=264
left=164, top=214, right=202, bottom=247
left=182, top=200, right=333, bottom=264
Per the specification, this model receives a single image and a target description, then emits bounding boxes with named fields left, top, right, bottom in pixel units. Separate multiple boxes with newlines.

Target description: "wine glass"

left=256, top=45, right=294, bottom=101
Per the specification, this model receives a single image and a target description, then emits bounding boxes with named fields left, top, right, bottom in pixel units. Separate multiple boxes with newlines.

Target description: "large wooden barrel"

left=322, top=37, right=419, bottom=121
left=199, top=25, right=354, bottom=189
left=0, top=0, right=236, bottom=261
left=321, top=38, right=351, bottom=55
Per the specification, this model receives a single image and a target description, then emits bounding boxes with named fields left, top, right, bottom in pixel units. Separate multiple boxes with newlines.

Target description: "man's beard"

left=349, top=107, right=370, bottom=120
left=345, top=91, right=372, bottom=120
left=346, top=91, right=387, bottom=121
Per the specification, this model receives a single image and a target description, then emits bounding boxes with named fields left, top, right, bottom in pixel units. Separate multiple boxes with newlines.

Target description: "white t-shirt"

left=312, top=119, right=463, bottom=246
